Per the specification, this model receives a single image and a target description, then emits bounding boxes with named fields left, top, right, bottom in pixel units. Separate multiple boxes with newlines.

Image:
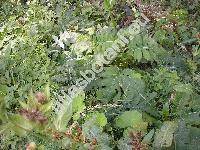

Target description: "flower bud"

left=26, top=142, right=36, bottom=150
left=35, top=92, right=46, bottom=104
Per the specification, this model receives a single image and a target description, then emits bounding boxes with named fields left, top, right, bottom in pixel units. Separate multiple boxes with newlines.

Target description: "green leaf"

left=121, top=73, right=145, bottom=102
left=134, top=48, right=142, bottom=62
left=0, top=122, right=27, bottom=136
left=87, top=112, right=107, bottom=127
left=44, top=83, right=50, bottom=100
left=104, top=0, right=116, bottom=11
left=116, top=110, right=143, bottom=128
left=27, top=89, right=37, bottom=109
left=53, top=97, right=72, bottom=132
left=175, top=122, right=200, bottom=149
left=39, top=100, right=53, bottom=113
left=162, top=102, right=170, bottom=119
left=142, top=49, right=151, bottom=61
left=82, top=117, right=111, bottom=148
left=95, top=113, right=107, bottom=127
left=0, top=84, right=7, bottom=103
left=174, top=83, right=193, bottom=93
left=72, top=91, right=85, bottom=113
left=184, top=112, right=200, bottom=125
left=142, top=129, right=155, bottom=144
left=18, top=100, right=29, bottom=109
left=154, top=121, right=178, bottom=148
left=0, top=122, right=12, bottom=134
left=72, top=91, right=85, bottom=120
left=132, top=121, right=148, bottom=132
left=0, top=84, right=7, bottom=97
left=0, top=101, right=7, bottom=121
left=9, top=114, right=33, bottom=131
left=13, top=126, right=27, bottom=136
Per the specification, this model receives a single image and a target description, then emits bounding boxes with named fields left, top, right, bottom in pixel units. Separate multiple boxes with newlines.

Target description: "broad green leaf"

left=104, top=0, right=116, bottom=11
left=0, top=122, right=27, bottom=136
left=72, top=91, right=85, bottom=120
left=44, top=83, right=50, bottom=100
left=134, top=48, right=142, bottom=62
left=38, top=145, right=45, bottom=150
left=87, top=112, right=107, bottom=127
left=0, top=102, right=7, bottom=120
left=184, top=112, right=200, bottom=125
left=72, top=91, right=85, bottom=113
left=27, top=89, right=37, bottom=109
left=162, top=102, right=170, bottom=119
left=142, top=49, right=151, bottom=61
left=175, top=122, right=200, bottom=149
left=82, top=117, right=111, bottom=149
left=0, top=122, right=13, bottom=134
left=72, top=112, right=81, bottom=121
left=0, top=84, right=7, bottom=97
left=39, top=100, right=53, bottom=113
left=0, top=85, right=7, bottom=120
left=12, top=125, right=27, bottom=136
left=132, top=121, right=148, bottom=132
left=174, top=83, right=193, bottom=93
left=120, top=70, right=146, bottom=103
left=116, top=110, right=143, bottom=128
left=54, top=96, right=72, bottom=132
left=95, top=113, right=107, bottom=127
left=96, top=69, right=145, bottom=103
left=0, top=84, right=7, bottom=102
left=18, top=100, right=29, bottom=109
left=9, top=114, right=33, bottom=131
left=142, top=129, right=155, bottom=144
left=154, top=121, right=178, bottom=148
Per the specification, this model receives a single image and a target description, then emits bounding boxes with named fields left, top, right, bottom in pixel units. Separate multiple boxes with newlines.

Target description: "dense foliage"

left=0, top=0, right=199, bottom=149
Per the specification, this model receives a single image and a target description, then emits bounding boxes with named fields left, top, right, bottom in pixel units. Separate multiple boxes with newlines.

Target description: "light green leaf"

left=18, top=100, right=29, bottom=109
left=134, top=48, right=142, bottom=62
left=0, top=84, right=7, bottom=97
left=154, top=121, right=178, bottom=148
left=0, top=85, right=7, bottom=103
left=116, top=110, right=143, bottom=128
left=72, top=91, right=85, bottom=113
left=87, top=112, right=107, bottom=127
left=174, top=83, right=193, bottom=93
left=44, top=83, right=50, bottom=100
left=0, top=122, right=12, bottom=134
left=39, top=100, right=53, bottom=113
left=72, top=91, right=85, bottom=120
left=132, top=121, right=148, bottom=132
left=142, top=49, right=151, bottom=61
left=54, top=97, right=72, bottom=132
left=27, top=89, right=37, bottom=109
left=95, top=113, right=107, bottom=127
left=12, top=125, right=27, bottom=136
left=162, top=102, right=170, bottom=119
left=104, top=0, right=116, bottom=11
left=142, top=129, right=155, bottom=144
left=9, top=114, right=33, bottom=131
